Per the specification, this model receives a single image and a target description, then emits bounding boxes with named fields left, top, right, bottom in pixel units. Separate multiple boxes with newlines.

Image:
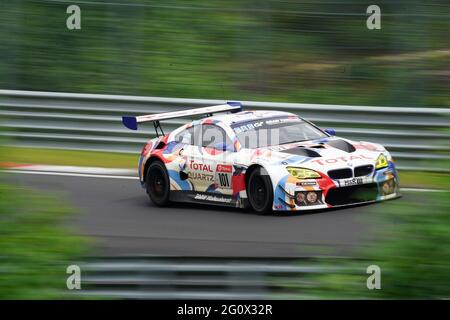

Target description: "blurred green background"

left=0, top=141, right=88, bottom=299
left=303, top=172, right=450, bottom=299
left=1, top=0, right=449, bottom=106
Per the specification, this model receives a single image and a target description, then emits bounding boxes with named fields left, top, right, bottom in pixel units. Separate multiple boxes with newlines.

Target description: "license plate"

left=341, top=177, right=364, bottom=187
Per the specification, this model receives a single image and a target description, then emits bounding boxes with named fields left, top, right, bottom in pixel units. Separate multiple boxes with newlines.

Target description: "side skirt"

left=169, top=191, right=247, bottom=208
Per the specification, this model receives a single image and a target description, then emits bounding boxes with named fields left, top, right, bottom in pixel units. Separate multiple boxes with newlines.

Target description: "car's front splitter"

left=273, top=191, right=402, bottom=212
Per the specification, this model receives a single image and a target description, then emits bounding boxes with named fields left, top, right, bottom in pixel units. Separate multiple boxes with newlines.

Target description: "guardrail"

left=1, top=90, right=449, bottom=171
left=76, top=256, right=347, bottom=299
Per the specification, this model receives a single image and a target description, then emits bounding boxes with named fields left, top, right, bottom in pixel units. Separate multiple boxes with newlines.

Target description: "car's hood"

left=258, top=136, right=387, bottom=172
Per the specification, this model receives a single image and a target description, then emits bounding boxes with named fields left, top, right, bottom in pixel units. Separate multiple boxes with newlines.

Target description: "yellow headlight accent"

left=376, top=154, right=388, bottom=169
left=286, top=167, right=321, bottom=179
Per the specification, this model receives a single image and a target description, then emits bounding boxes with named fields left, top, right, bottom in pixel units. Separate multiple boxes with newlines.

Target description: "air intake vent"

left=354, top=165, right=374, bottom=177
left=283, top=147, right=321, bottom=157
left=328, top=168, right=352, bottom=179
left=325, top=184, right=378, bottom=206
left=308, top=144, right=326, bottom=149
left=326, top=139, right=356, bottom=153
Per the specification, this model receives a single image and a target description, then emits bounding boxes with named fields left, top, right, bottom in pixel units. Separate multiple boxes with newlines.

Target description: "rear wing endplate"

left=122, top=101, right=242, bottom=131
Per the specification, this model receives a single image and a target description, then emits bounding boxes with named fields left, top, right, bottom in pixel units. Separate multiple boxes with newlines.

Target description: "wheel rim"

left=149, top=167, right=166, bottom=199
left=250, top=175, right=267, bottom=210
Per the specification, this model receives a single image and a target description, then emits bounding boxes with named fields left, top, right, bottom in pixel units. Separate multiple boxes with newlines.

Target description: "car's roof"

left=208, top=110, right=297, bottom=126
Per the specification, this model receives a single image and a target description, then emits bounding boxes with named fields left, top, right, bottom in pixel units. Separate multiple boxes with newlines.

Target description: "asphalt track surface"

left=9, top=172, right=415, bottom=257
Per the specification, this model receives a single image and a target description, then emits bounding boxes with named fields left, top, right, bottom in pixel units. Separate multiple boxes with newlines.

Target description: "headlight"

left=375, top=154, right=388, bottom=169
left=286, top=167, right=321, bottom=179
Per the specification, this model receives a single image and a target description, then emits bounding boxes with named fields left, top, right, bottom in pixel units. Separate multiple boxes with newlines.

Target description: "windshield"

left=232, top=116, right=326, bottom=149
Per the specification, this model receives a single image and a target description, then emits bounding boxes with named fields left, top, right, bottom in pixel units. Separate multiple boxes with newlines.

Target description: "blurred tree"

left=303, top=168, right=450, bottom=299
left=0, top=0, right=448, bottom=106
left=0, top=142, right=88, bottom=298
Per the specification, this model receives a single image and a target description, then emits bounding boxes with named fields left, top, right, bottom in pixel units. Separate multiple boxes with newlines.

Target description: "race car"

left=122, top=102, right=400, bottom=214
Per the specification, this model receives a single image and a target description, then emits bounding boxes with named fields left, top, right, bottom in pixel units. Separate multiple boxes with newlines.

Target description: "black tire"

left=146, top=160, right=170, bottom=206
left=247, top=167, right=273, bottom=214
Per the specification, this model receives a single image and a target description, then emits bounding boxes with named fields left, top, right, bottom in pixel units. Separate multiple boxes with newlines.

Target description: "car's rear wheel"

left=146, top=160, right=170, bottom=206
left=247, top=167, right=273, bottom=214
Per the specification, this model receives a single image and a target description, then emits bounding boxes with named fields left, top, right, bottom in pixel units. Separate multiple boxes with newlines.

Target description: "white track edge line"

left=2, top=169, right=445, bottom=192
left=400, top=187, right=445, bottom=193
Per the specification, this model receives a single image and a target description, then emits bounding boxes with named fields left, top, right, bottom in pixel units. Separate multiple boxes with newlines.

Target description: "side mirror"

left=324, top=128, right=336, bottom=136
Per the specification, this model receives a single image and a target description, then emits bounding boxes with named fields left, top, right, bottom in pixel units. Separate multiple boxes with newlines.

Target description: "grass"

left=399, top=172, right=448, bottom=189
left=1, top=146, right=138, bottom=169
left=1, top=146, right=447, bottom=189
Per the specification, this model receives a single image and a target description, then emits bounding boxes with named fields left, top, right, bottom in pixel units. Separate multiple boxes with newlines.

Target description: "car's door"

left=198, top=124, right=235, bottom=195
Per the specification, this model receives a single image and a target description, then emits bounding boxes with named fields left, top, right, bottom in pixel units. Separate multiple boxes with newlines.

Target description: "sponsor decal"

left=217, top=173, right=230, bottom=187
left=340, top=177, right=364, bottom=187
left=215, top=164, right=233, bottom=188
left=194, top=193, right=233, bottom=203
left=188, top=172, right=214, bottom=182
left=265, top=118, right=299, bottom=125
left=233, top=121, right=264, bottom=134
left=312, top=154, right=372, bottom=166
left=189, top=160, right=213, bottom=172
left=296, top=181, right=317, bottom=186
left=216, top=164, right=232, bottom=173
left=233, top=117, right=300, bottom=134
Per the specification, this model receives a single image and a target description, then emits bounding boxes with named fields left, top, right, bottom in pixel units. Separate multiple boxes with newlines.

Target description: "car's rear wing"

left=122, top=101, right=242, bottom=135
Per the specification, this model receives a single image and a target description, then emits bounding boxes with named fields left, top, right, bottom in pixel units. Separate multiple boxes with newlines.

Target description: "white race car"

left=123, top=102, right=400, bottom=214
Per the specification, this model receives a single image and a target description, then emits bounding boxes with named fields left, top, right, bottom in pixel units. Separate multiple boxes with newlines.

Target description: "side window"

left=199, top=124, right=232, bottom=150
left=175, top=127, right=194, bottom=145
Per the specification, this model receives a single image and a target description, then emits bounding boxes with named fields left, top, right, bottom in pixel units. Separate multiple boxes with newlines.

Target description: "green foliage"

left=1, top=0, right=449, bottom=107
left=3, top=146, right=138, bottom=169
left=367, top=192, right=450, bottom=298
left=307, top=175, right=450, bottom=299
left=0, top=147, right=88, bottom=299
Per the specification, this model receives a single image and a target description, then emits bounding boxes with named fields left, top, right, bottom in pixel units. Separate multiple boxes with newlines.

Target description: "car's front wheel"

left=146, top=160, right=170, bottom=206
left=247, top=167, right=273, bottom=214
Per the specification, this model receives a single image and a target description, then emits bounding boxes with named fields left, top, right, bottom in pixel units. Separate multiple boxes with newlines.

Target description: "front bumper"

left=273, top=165, right=400, bottom=211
